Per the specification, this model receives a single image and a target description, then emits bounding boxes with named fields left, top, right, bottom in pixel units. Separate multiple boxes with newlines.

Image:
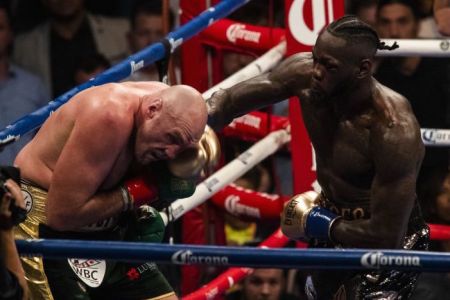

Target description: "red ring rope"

left=211, top=185, right=450, bottom=242
left=183, top=228, right=289, bottom=300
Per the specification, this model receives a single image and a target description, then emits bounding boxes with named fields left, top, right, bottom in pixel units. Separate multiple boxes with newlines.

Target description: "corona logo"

left=226, top=24, right=261, bottom=44
left=171, top=250, right=229, bottom=265
left=288, top=0, right=334, bottom=45
left=225, top=195, right=261, bottom=218
left=361, top=251, right=420, bottom=268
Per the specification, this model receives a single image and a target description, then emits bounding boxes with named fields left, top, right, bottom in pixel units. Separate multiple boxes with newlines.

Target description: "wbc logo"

left=288, top=0, right=335, bottom=46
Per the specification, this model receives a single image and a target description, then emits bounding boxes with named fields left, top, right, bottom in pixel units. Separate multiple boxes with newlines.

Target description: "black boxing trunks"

left=15, top=180, right=174, bottom=300
left=305, top=192, right=429, bottom=300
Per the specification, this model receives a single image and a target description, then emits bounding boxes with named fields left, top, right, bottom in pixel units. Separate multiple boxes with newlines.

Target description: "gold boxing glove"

left=168, top=125, right=221, bottom=179
left=281, top=191, right=340, bottom=242
left=199, top=125, right=221, bottom=174
left=281, top=191, right=319, bottom=240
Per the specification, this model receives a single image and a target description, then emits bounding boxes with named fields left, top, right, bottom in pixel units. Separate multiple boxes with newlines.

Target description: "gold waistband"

left=16, top=180, right=49, bottom=239
left=318, top=192, right=370, bottom=220
left=15, top=181, right=54, bottom=300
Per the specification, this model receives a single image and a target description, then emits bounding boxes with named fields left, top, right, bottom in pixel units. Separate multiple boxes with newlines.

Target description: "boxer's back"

left=15, top=82, right=169, bottom=189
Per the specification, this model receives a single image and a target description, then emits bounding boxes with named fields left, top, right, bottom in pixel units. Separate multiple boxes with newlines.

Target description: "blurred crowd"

left=1, top=0, right=450, bottom=299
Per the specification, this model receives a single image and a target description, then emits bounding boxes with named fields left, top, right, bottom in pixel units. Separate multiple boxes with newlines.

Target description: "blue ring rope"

left=16, top=239, right=450, bottom=272
left=0, top=0, right=249, bottom=146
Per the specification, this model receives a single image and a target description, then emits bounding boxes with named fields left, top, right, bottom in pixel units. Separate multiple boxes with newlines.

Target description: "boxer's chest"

left=314, top=122, right=374, bottom=207
left=328, top=123, right=373, bottom=187
left=302, top=100, right=375, bottom=191
left=100, top=146, right=133, bottom=190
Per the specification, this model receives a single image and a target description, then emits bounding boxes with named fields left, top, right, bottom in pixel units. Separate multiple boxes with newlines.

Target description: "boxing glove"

left=167, top=125, right=221, bottom=179
left=125, top=205, right=165, bottom=243
left=157, top=164, right=196, bottom=201
left=281, top=191, right=340, bottom=242
left=121, top=176, right=158, bottom=210
left=199, top=125, right=221, bottom=175
left=121, top=164, right=196, bottom=211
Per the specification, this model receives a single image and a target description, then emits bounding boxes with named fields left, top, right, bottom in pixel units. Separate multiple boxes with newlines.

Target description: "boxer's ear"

left=356, top=59, right=372, bottom=79
left=147, top=98, right=163, bottom=118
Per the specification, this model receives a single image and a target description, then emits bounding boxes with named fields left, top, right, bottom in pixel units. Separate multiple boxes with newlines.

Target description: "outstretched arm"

left=207, top=52, right=312, bottom=130
left=331, top=115, right=424, bottom=249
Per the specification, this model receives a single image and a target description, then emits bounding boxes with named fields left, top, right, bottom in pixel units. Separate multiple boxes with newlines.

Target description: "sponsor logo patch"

left=68, top=259, right=106, bottom=288
left=226, top=24, right=261, bottom=44
left=204, top=177, right=220, bottom=192
left=126, top=262, right=157, bottom=281
left=21, top=190, right=33, bottom=214
left=225, top=195, right=261, bottom=218
left=440, top=40, right=450, bottom=51
left=130, top=60, right=144, bottom=74
left=360, top=251, right=420, bottom=269
left=421, top=129, right=450, bottom=144
left=171, top=250, right=228, bottom=265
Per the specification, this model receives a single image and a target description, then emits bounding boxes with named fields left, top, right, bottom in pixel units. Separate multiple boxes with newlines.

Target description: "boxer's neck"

left=333, top=77, right=374, bottom=118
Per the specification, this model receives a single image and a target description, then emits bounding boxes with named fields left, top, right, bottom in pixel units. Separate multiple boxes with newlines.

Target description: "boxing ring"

left=3, top=0, right=450, bottom=299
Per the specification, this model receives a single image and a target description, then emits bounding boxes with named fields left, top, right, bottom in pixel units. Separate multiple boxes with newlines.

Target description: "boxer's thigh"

left=97, top=261, right=175, bottom=300
left=43, top=257, right=91, bottom=300
left=310, top=270, right=357, bottom=300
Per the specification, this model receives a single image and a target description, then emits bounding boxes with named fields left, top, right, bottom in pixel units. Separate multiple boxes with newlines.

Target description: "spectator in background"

left=13, top=0, right=129, bottom=97
left=74, top=52, right=110, bottom=85
left=225, top=269, right=297, bottom=300
left=127, top=0, right=176, bottom=82
left=0, top=166, right=28, bottom=300
left=434, top=0, right=450, bottom=36
left=0, top=2, right=49, bottom=165
left=417, top=0, right=446, bottom=38
left=350, top=0, right=378, bottom=28
left=375, top=0, right=450, bottom=172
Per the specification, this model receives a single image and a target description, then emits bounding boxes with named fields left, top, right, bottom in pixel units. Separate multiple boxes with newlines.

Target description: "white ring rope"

left=159, top=128, right=290, bottom=225
left=377, top=39, right=450, bottom=57
left=421, top=128, right=450, bottom=146
left=202, top=41, right=286, bottom=99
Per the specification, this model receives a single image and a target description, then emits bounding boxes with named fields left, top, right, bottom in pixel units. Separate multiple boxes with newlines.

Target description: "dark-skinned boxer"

left=207, top=16, right=428, bottom=299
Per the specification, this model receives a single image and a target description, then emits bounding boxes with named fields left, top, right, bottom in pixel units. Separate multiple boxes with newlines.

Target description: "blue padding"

left=15, top=239, right=450, bottom=272
left=305, top=206, right=338, bottom=240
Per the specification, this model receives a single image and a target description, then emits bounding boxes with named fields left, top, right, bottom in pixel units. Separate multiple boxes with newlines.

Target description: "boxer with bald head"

left=208, top=15, right=428, bottom=299
left=14, top=82, right=208, bottom=300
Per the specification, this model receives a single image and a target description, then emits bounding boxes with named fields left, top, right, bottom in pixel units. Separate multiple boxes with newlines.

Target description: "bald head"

left=161, top=85, right=208, bottom=142
left=135, top=84, right=208, bottom=163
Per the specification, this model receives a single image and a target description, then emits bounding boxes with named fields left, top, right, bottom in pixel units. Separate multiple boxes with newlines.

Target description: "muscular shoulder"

left=74, top=83, right=135, bottom=129
left=374, top=83, right=417, bottom=129
left=272, top=52, right=313, bottom=77
left=371, top=83, right=424, bottom=169
left=269, top=52, right=313, bottom=93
